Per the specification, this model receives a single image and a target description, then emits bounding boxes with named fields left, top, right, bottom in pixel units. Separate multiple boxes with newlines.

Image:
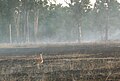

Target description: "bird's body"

left=35, top=54, right=43, bottom=69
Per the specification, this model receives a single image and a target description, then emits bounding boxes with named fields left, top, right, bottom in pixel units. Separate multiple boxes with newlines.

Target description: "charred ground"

left=0, top=42, right=120, bottom=81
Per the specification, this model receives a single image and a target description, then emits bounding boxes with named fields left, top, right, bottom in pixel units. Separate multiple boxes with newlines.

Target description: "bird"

left=35, top=53, right=43, bottom=69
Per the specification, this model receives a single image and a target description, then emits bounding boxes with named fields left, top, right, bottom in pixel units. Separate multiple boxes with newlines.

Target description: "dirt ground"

left=0, top=42, right=120, bottom=81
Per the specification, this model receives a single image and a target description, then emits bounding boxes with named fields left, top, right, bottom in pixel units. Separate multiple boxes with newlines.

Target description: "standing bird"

left=35, top=53, right=43, bottom=69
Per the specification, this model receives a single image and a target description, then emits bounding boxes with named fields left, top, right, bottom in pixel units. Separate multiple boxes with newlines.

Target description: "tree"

left=65, top=0, right=92, bottom=42
left=93, top=0, right=120, bottom=40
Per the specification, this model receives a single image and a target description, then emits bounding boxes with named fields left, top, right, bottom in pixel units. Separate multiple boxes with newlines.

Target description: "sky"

left=56, top=0, right=120, bottom=6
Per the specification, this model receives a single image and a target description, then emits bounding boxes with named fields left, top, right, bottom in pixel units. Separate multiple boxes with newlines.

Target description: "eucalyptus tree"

left=93, top=0, right=120, bottom=40
left=107, top=0, right=120, bottom=40
left=65, top=0, right=92, bottom=42
left=16, top=0, right=49, bottom=42
left=46, top=4, right=76, bottom=42
left=0, top=0, right=9, bottom=42
left=0, top=0, right=20, bottom=43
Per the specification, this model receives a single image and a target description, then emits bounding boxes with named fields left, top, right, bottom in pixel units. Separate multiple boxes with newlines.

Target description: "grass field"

left=0, top=43, right=120, bottom=81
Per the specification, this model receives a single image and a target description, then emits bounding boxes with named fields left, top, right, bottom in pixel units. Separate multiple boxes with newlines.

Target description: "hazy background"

left=0, top=0, right=120, bottom=44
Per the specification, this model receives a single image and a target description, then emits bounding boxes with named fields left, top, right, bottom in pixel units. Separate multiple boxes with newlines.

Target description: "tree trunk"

left=34, top=9, right=39, bottom=42
left=26, top=11, right=29, bottom=43
left=9, top=24, right=12, bottom=43
left=24, top=11, right=27, bottom=42
left=15, top=13, right=20, bottom=42
left=99, top=25, right=104, bottom=41
left=24, top=10, right=30, bottom=43
left=78, top=23, right=82, bottom=42
left=104, top=10, right=109, bottom=41
left=105, top=24, right=108, bottom=41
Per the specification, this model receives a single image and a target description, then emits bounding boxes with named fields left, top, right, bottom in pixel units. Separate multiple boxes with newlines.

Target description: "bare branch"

left=64, top=0, right=72, bottom=6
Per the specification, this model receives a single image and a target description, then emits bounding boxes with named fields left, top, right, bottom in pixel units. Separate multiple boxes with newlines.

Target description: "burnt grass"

left=0, top=43, right=120, bottom=81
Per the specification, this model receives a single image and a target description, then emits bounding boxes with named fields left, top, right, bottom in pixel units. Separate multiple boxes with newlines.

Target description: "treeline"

left=0, top=0, right=120, bottom=43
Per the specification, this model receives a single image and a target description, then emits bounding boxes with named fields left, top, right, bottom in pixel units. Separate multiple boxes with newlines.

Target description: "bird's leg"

left=37, top=63, right=40, bottom=69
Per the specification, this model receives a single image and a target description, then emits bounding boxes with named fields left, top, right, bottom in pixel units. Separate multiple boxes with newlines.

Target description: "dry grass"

left=0, top=43, right=120, bottom=81
left=0, top=53, right=120, bottom=81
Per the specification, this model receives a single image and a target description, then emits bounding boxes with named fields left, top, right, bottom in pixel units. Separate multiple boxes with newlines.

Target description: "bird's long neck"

left=40, top=54, right=43, bottom=59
